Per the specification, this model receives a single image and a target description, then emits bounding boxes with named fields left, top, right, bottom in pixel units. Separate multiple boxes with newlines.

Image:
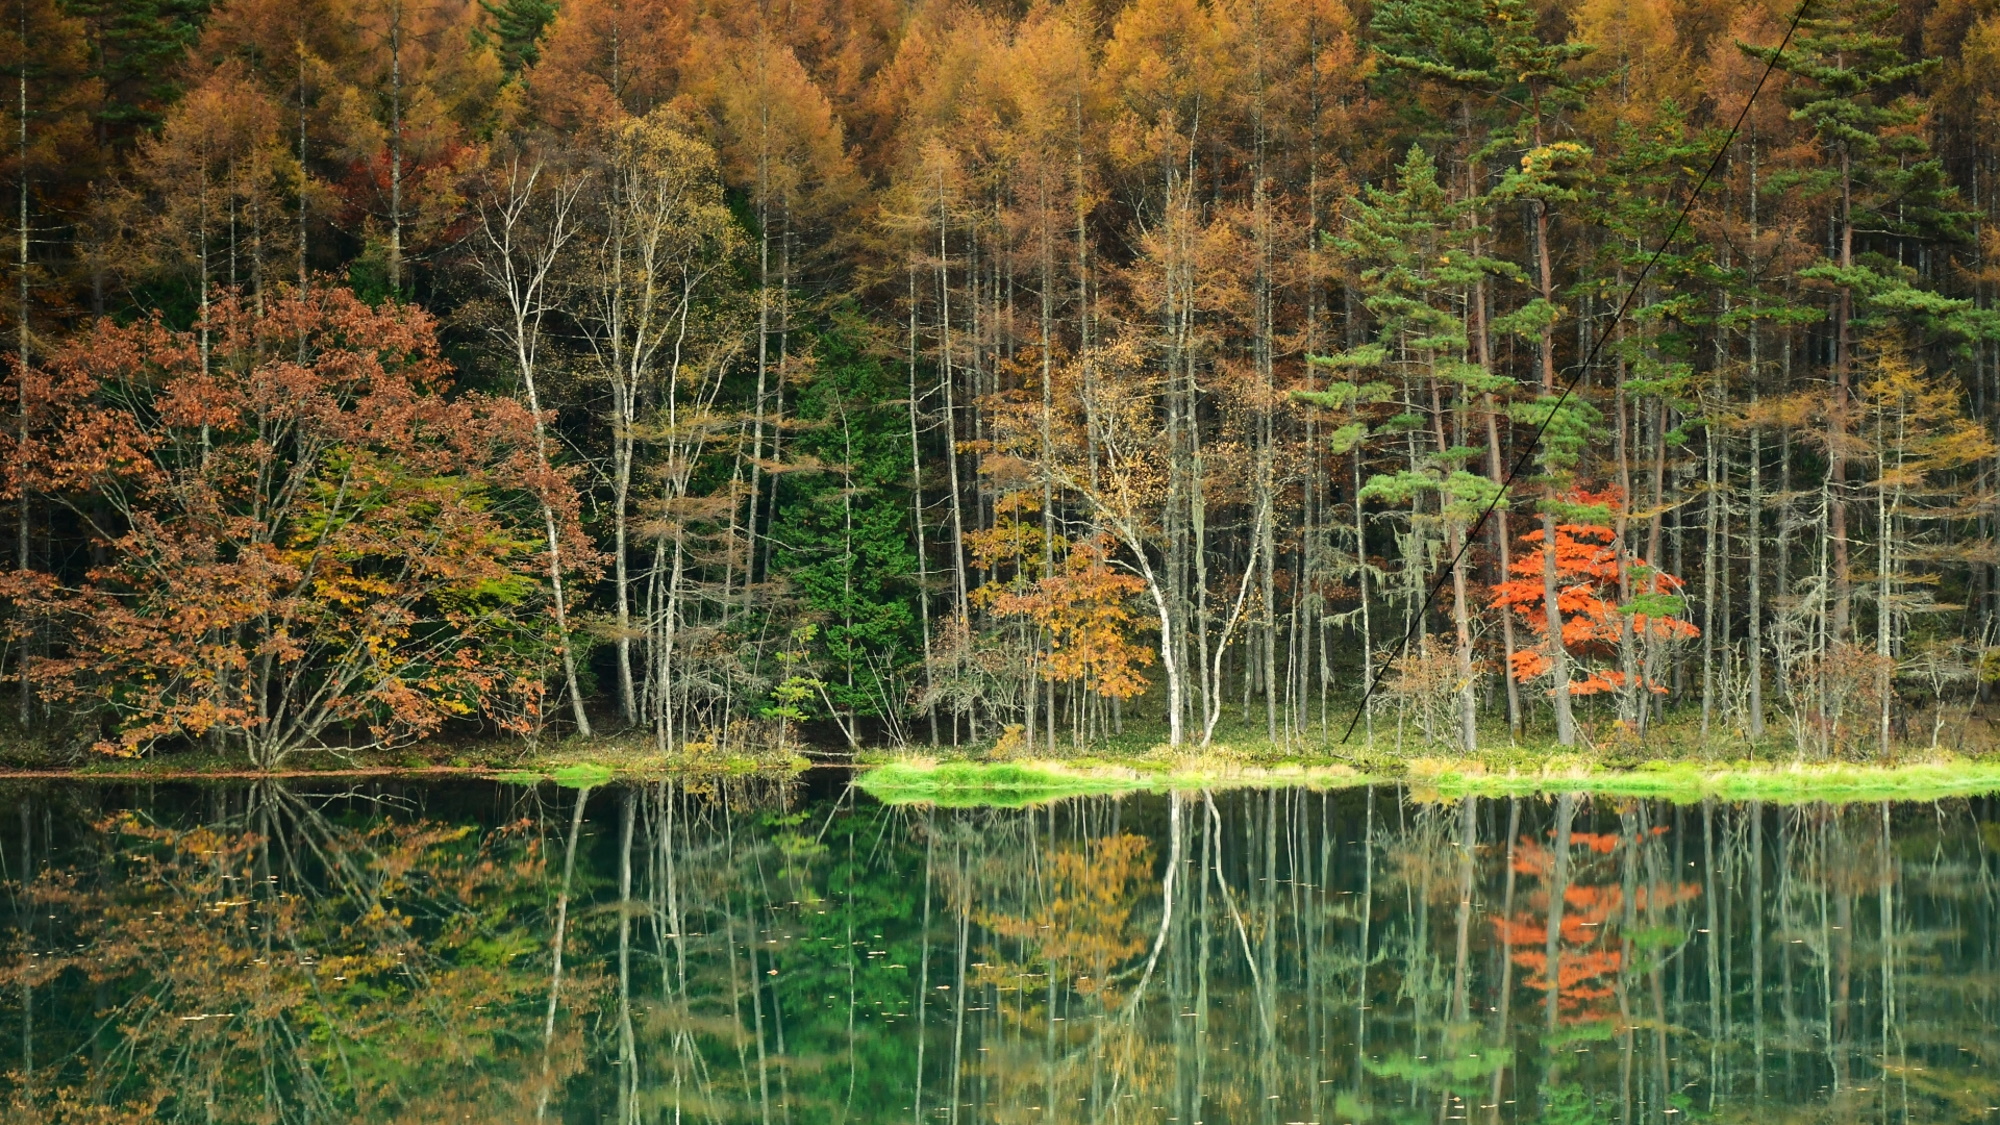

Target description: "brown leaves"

left=0, top=804, right=581, bottom=1120
left=9, top=283, right=588, bottom=762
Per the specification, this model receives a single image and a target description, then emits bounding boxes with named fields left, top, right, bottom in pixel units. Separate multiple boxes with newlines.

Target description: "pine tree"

left=480, top=0, right=555, bottom=76
left=65, top=0, right=209, bottom=151
left=770, top=315, right=920, bottom=745
left=1310, top=144, right=1513, bottom=752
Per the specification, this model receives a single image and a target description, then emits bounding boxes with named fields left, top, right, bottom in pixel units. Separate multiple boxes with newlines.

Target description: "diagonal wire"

left=1341, top=0, right=1811, bottom=743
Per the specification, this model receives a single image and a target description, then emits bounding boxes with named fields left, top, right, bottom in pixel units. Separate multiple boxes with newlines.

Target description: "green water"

left=1, top=774, right=1995, bottom=1122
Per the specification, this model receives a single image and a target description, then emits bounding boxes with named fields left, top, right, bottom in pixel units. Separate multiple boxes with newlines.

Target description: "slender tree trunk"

left=1354, top=449, right=1373, bottom=743
left=297, top=34, right=308, bottom=287
left=536, top=787, right=591, bottom=1120
left=1702, top=382, right=1721, bottom=737
left=14, top=42, right=29, bottom=728
left=617, top=791, right=637, bottom=1121
left=1451, top=795, right=1477, bottom=1020
left=1830, top=150, right=1855, bottom=642
left=613, top=370, right=638, bottom=725
left=913, top=830, right=933, bottom=1123
left=386, top=0, right=403, bottom=295
left=1534, top=193, right=1576, bottom=745
left=907, top=266, right=937, bottom=745
left=1542, top=792, right=1575, bottom=1104
left=937, top=180, right=969, bottom=634
left=1451, top=520, right=1477, bottom=754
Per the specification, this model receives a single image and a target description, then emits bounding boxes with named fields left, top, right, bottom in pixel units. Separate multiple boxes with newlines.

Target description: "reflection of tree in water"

left=0, top=784, right=1995, bottom=1123
left=0, top=783, right=595, bottom=1122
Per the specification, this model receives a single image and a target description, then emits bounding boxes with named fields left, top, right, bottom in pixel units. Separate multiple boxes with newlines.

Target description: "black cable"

left=1340, top=0, right=1811, bottom=743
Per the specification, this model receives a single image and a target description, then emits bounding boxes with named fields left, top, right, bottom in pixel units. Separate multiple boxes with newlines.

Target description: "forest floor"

left=3, top=706, right=1999, bottom=803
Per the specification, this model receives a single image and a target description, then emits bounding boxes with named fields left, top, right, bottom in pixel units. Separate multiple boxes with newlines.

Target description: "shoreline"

left=2, top=749, right=1997, bottom=805
left=849, top=754, right=2000, bottom=805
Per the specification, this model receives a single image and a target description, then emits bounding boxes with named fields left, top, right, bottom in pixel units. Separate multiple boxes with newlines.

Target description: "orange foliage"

left=980, top=833, right=1153, bottom=998
left=1491, top=823, right=1701, bottom=1019
left=526, top=0, right=692, bottom=130
left=987, top=536, right=1155, bottom=700
left=1490, top=488, right=1698, bottom=695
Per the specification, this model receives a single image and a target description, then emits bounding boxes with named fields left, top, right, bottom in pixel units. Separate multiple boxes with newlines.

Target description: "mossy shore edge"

left=853, top=755, right=2000, bottom=806
left=5, top=731, right=1999, bottom=806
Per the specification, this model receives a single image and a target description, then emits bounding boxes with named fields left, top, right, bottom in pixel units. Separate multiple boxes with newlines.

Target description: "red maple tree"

left=1489, top=488, right=1697, bottom=695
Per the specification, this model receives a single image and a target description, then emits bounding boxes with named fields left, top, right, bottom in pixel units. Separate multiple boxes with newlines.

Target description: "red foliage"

left=1489, top=488, right=1698, bottom=694
left=1491, top=824, right=1701, bottom=1021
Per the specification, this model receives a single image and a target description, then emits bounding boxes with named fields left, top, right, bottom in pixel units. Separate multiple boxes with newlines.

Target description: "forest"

left=2, top=0, right=1999, bottom=765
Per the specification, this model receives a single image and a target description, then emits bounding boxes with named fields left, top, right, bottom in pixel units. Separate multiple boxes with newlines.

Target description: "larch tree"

left=1745, top=0, right=1954, bottom=644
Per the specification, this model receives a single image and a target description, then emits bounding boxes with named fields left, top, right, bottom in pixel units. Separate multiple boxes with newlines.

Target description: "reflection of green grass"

left=489, top=763, right=619, bottom=790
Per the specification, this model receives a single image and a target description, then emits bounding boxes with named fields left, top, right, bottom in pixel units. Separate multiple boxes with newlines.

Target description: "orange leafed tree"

left=2, top=284, right=591, bottom=763
left=979, top=832, right=1153, bottom=1001
left=1490, top=488, right=1697, bottom=696
left=985, top=535, right=1156, bottom=701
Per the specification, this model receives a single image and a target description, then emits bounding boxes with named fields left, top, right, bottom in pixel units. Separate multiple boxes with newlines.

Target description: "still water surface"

left=0, top=773, right=1995, bottom=1123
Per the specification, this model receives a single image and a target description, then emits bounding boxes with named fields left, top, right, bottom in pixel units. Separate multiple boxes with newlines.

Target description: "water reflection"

left=0, top=775, right=1994, bottom=1123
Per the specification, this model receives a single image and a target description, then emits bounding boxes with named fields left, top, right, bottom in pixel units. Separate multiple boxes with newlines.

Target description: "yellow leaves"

left=1519, top=141, right=1592, bottom=179
left=967, top=512, right=1061, bottom=576
left=1858, top=337, right=1997, bottom=493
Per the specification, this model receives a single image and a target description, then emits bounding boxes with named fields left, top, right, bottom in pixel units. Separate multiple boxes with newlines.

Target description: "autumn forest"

left=2, top=0, right=1997, bottom=765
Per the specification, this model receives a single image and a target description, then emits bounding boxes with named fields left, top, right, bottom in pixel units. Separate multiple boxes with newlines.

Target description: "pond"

left=0, top=773, right=1994, bottom=1123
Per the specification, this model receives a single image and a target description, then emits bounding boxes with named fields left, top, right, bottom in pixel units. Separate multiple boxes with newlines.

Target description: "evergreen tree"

left=1308, top=144, right=1513, bottom=752
left=480, top=0, right=556, bottom=76
left=63, top=0, right=209, bottom=150
left=1744, top=0, right=1973, bottom=640
left=769, top=314, right=920, bottom=743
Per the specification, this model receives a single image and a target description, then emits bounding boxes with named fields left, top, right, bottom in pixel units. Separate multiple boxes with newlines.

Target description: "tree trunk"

left=1535, top=196, right=1576, bottom=745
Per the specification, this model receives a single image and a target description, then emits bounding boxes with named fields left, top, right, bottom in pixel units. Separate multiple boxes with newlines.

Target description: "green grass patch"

left=856, top=761, right=1147, bottom=807
left=854, top=748, right=2000, bottom=808
left=1411, top=759, right=2000, bottom=803
left=854, top=757, right=1367, bottom=807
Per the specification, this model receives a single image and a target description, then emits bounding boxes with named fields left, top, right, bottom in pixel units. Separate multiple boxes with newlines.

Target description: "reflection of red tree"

left=1490, top=827, right=1697, bottom=1020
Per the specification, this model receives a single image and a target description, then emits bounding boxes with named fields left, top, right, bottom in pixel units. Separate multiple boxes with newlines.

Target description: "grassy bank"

left=852, top=753, right=2000, bottom=805
left=0, top=729, right=810, bottom=783
left=855, top=757, right=1361, bottom=807
left=7, top=705, right=2000, bottom=803
left=848, top=704, right=2000, bottom=804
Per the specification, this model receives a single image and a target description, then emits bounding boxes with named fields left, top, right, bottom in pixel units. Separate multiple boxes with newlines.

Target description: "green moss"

left=546, top=763, right=617, bottom=789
